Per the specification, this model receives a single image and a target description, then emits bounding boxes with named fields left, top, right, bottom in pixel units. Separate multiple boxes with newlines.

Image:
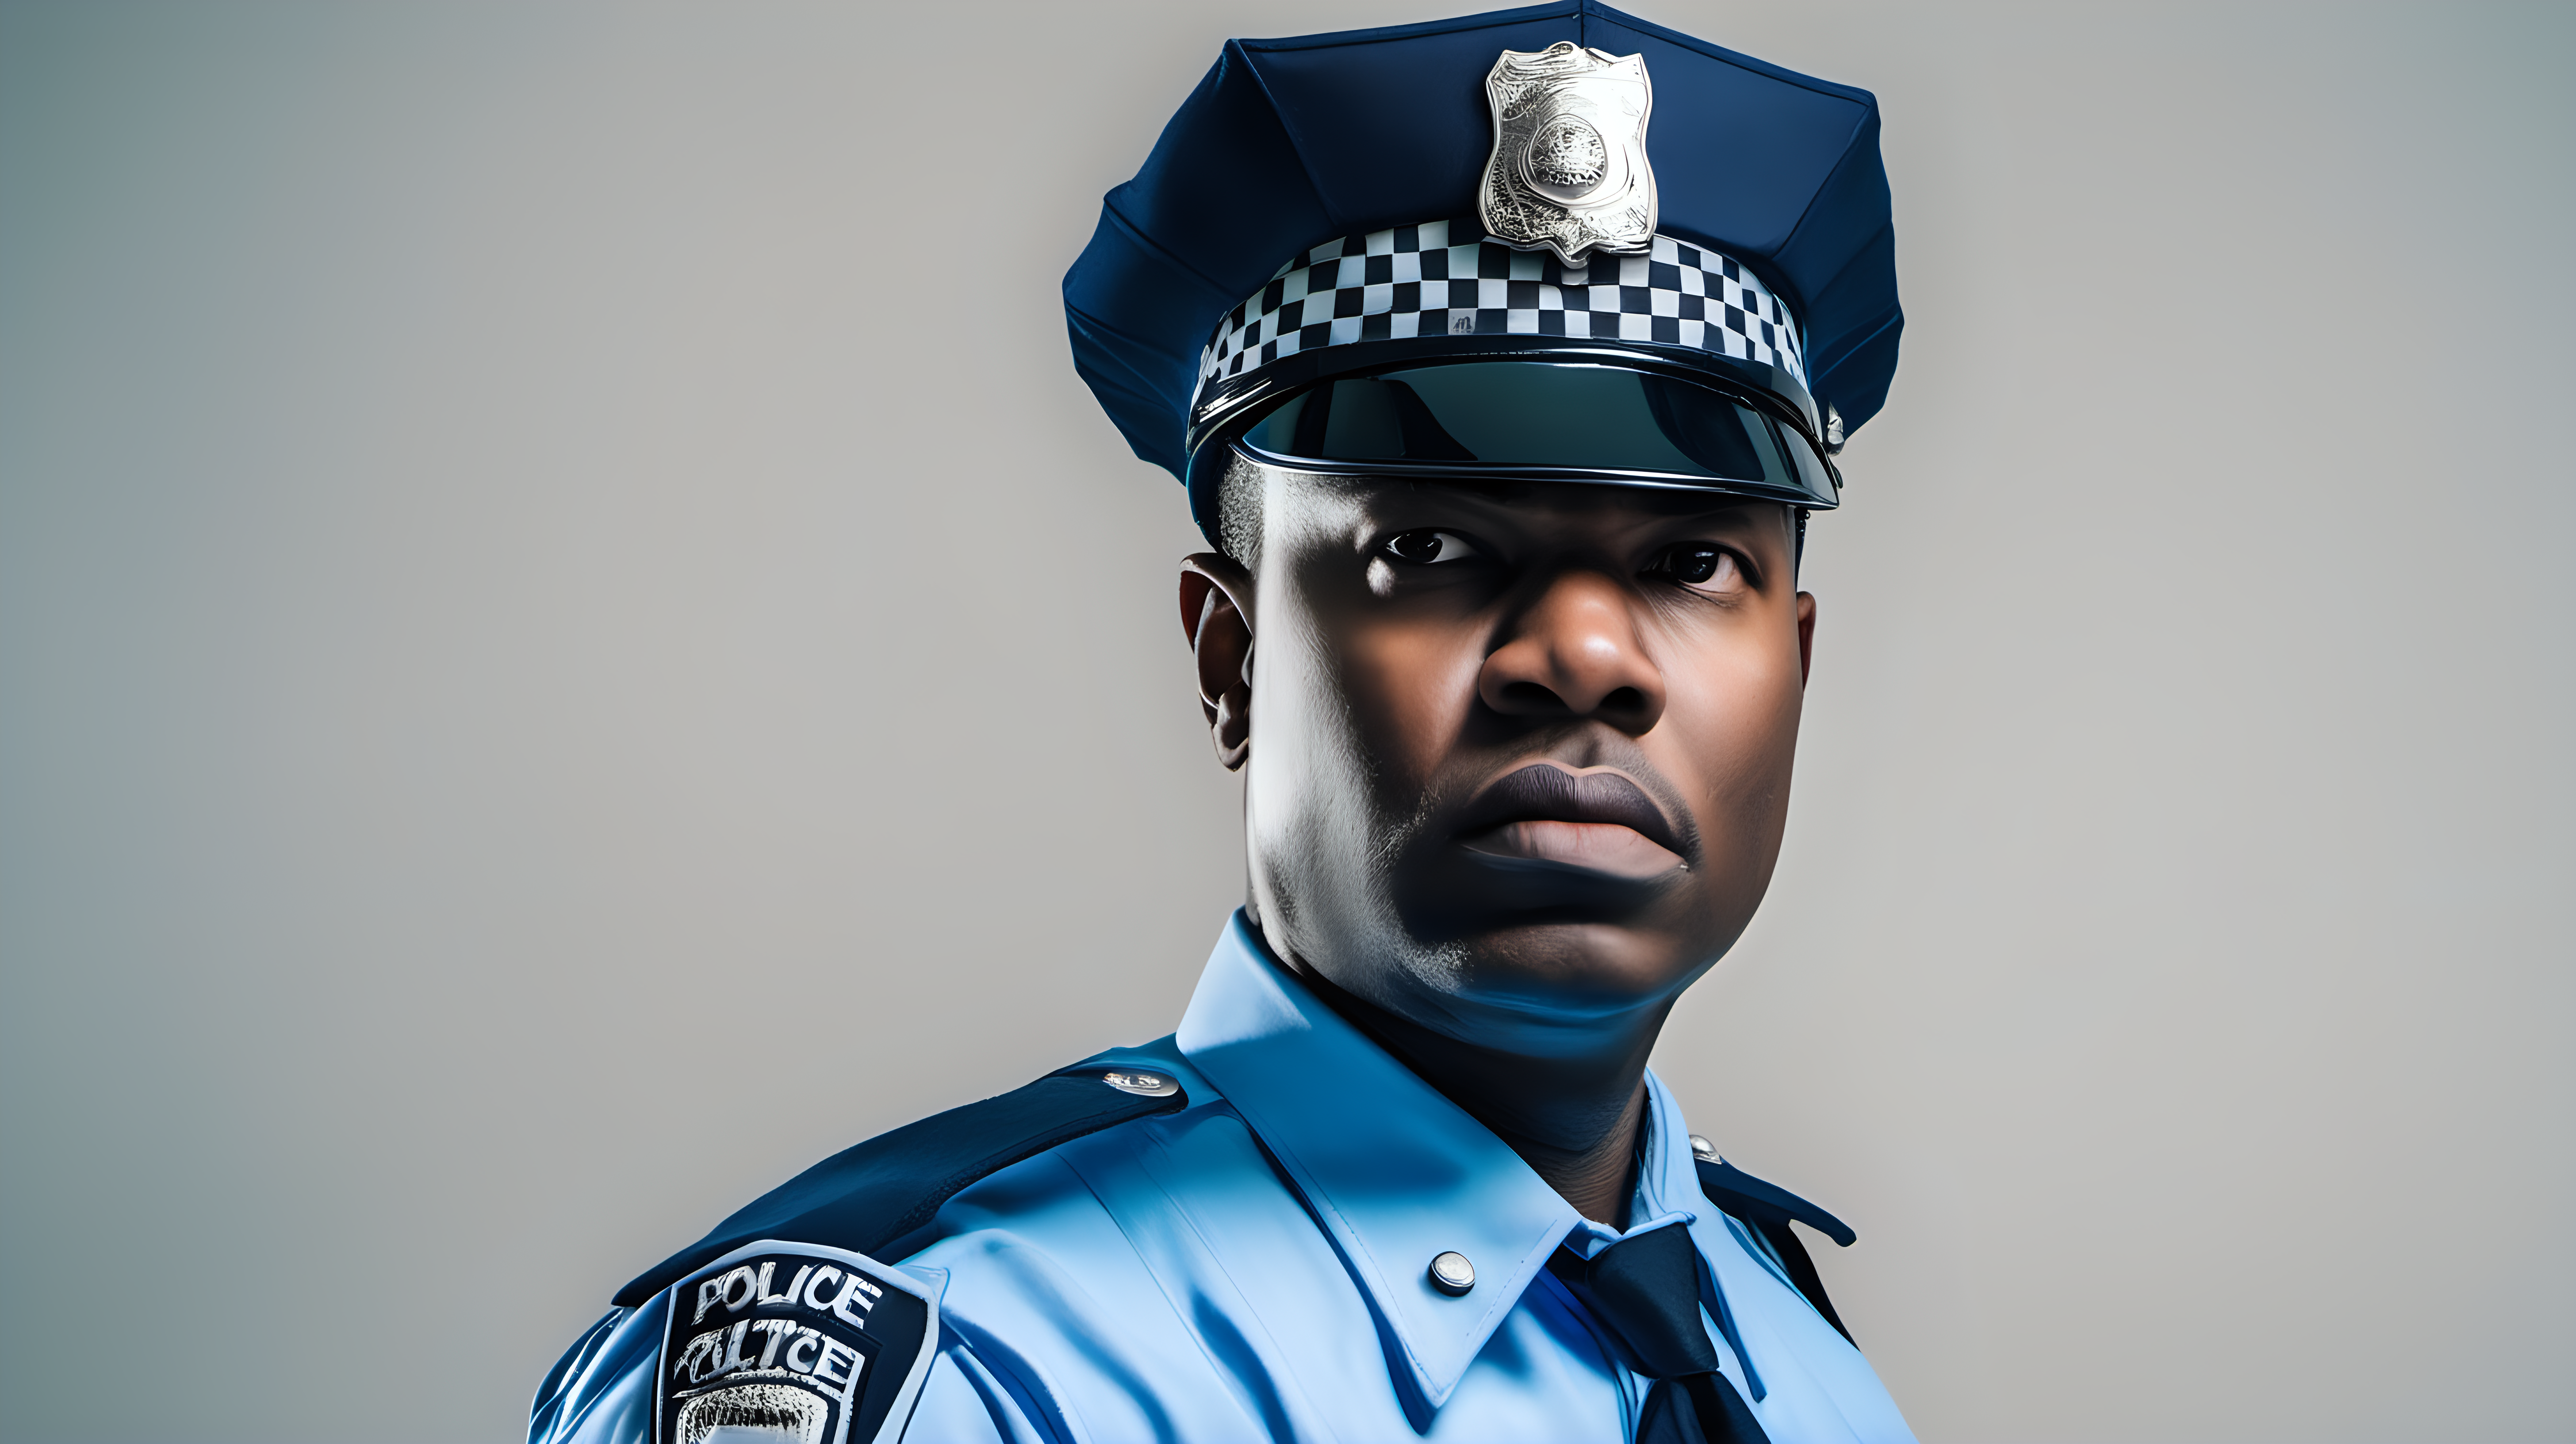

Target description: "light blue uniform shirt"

left=535, top=914, right=1914, bottom=1443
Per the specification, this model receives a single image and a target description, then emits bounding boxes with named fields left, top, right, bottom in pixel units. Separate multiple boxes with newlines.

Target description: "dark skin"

left=1179, top=461, right=1816, bottom=1227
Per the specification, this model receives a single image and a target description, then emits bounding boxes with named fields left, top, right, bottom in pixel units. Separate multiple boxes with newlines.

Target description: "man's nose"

left=1476, top=568, right=1666, bottom=735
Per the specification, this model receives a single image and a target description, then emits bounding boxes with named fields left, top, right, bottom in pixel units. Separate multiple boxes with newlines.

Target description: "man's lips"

left=1455, top=764, right=1689, bottom=880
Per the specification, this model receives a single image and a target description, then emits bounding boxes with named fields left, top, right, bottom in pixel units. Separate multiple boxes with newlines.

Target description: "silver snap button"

left=1427, top=1251, right=1476, bottom=1297
left=1688, top=1133, right=1720, bottom=1164
left=1100, top=1069, right=1178, bottom=1098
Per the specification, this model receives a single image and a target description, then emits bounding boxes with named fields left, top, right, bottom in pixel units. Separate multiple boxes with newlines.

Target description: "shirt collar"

left=1175, top=912, right=1585, bottom=1409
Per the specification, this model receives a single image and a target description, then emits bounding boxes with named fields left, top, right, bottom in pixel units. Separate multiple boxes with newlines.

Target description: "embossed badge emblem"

left=1478, top=42, right=1657, bottom=263
left=655, top=1242, right=939, bottom=1444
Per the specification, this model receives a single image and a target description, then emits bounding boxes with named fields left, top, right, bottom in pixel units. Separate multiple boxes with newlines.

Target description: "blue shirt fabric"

left=533, top=914, right=1914, bottom=1443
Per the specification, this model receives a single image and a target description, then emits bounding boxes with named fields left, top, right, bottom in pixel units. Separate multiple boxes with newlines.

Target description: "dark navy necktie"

left=1549, top=1223, right=1773, bottom=1444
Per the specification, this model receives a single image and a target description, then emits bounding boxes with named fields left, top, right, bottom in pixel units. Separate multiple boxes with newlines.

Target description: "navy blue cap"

left=1062, top=0, right=1900, bottom=508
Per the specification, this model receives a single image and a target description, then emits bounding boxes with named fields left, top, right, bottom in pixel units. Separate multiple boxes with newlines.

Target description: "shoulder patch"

left=656, top=1241, right=937, bottom=1444
left=616, top=1056, right=1190, bottom=1306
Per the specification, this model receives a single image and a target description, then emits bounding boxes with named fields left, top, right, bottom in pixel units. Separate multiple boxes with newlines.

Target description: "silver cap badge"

left=1478, top=42, right=1657, bottom=263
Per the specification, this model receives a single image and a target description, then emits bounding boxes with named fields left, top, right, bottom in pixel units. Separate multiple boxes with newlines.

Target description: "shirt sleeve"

left=528, top=1304, right=656, bottom=1444
left=896, top=1338, right=1045, bottom=1444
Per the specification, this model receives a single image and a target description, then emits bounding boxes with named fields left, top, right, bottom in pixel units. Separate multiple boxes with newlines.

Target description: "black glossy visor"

left=1230, top=361, right=1839, bottom=509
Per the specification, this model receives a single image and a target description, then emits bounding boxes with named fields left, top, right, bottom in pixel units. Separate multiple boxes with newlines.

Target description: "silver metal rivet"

left=1427, top=1251, right=1476, bottom=1296
left=1101, top=1069, right=1178, bottom=1098
left=1688, top=1133, right=1720, bottom=1164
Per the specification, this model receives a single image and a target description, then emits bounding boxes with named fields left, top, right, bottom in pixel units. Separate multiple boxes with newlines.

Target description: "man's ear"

left=1179, top=553, right=1255, bottom=771
left=1796, top=591, right=1817, bottom=688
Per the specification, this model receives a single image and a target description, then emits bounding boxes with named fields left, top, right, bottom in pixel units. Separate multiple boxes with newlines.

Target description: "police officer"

left=532, top=4, right=1909, bottom=1439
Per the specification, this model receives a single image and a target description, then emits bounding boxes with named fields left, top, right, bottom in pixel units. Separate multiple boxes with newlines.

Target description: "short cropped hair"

left=1215, top=449, right=1265, bottom=572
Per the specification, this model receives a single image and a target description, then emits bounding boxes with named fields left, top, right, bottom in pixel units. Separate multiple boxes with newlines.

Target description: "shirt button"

left=1427, top=1252, right=1476, bottom=1297
left=1688, top=1133, right=1721, bottom=1163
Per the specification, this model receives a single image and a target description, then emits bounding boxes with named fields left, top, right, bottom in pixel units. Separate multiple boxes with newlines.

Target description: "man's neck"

left=1274, top=948, right=1663, bottom=1229
left=1473, top=1073, right=1651, bottom=1230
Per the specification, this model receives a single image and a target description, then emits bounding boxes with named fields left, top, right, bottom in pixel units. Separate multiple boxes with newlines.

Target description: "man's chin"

left=1393, top=917, right=1713, bottom=1046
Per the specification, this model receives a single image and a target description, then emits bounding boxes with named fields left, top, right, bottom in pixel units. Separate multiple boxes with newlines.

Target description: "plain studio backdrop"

left=2, top=3, right=2569, bottom=1440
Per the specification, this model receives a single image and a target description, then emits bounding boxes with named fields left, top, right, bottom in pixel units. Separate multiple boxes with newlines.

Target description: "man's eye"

left=1384, top=530, right=1479, bottom=565
left=1657, top=545, right=1744, bottom=591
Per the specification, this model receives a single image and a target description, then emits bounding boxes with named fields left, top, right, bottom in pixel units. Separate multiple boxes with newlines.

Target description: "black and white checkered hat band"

left=1194, top=216, right=1804, bottom=407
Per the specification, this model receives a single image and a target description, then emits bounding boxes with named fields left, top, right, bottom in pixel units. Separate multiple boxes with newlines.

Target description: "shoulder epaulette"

left=613, top=1057, right=1191, bottom=1307
left=1693, top=1153, right=1859, bottom=1346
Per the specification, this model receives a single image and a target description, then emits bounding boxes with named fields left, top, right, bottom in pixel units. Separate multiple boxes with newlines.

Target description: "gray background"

left=2, top=2, right=2568, bottom=1440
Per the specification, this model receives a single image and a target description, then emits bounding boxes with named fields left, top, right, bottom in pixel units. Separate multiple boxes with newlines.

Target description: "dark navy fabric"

left=1551, top=1224, right=1774, bottom=1443
left=1062, top=0, right=1901, bottom=479
left=1697, top=1156, right=1858, bottom=1248
left=1551, top=1222, right=1727, bottom=1379
left=612, top=1061, right=1189, bottom=1307
left=1698, top=1156, right=1860, bottom=1345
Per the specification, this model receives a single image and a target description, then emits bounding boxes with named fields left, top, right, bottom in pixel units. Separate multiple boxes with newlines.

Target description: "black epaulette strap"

left=1694, top=1157, right=1859, bottom=1346
left=613, top=1060, right=1191, bottom=1307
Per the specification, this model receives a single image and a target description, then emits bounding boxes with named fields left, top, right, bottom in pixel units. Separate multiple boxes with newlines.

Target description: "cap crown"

left=1061, top=0, right=1901, bottom=479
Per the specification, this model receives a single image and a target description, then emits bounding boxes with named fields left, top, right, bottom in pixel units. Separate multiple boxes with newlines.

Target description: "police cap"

left=1062, top=0, right=1902, bottom=537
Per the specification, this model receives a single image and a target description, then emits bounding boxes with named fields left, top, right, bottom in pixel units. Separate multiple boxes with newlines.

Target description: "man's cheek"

left=1664, top=694, right=1798, bottom=834
left=1342, top=626, right=1480, bottom=774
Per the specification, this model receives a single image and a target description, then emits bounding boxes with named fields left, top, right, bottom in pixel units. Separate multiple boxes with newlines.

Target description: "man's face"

left=1192, top=464, right=1816, bottom=1057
